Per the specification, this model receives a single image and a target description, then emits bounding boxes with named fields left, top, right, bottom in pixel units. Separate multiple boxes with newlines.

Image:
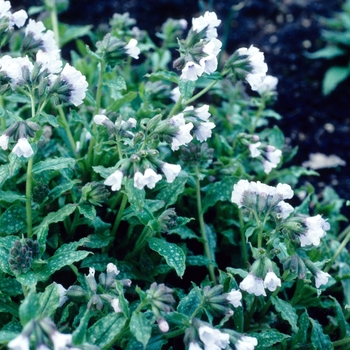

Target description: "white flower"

left=170, top=86, right=181, bottom=102
left=142, top=168, right=162, bottom=189
left=248, top=142, right=261, bottom=158
left=161, top=163, right=181, bottom=183
left=256, top=75, right=278, bottom=95
left=192, top=11, right=221, bottom=39
left=235, top=335, right=258, bottom=350
left=198, top=325, right=230, bottom=350
left=134, top=171, right=146, bottom=190
left=266, top=147, right=282, bottom=164
left=7, top=333, right=30, bottom=350
left=299, top=215, right=330, bottom=247
left=106, top=263, right=119, bottom=275
left=12, top=138, right=34, bottom=158
left=194, top=121, right=215, bottom=142
left=10, top=9, right=27, bottom=28
left=111, top=298, right=122, bottom=313
left=189, top=342, right=202, bottom=350
left=36, top=50, right=62, bottom=74
left=199, top=55, right=218, bottom=74
left=231, top=179, right=250, bottom=208
left=104, top=170, right=124, bottom=191
left=180, top=61, right=204, bottom=82
left=0, top=134, right=9, bottom=150
left=25, top=19, right=59, bottom=56
left=125, top=38, right=140, bottom=59
left=51, top=331, right=72, bottom=350
left=226, top=289, right=242, bottom=307
left=158, top=318, right=169, bottom=333
left=195, top=105, right=210, bottom=121
left=55, top=283, right=68, bottom=307
left=60, top=63, right=88, bottom=106
left=87, top=267, right=95, bottom=277
left=277, top=201, right=294, bottom=219
left=275, top=183, right=294, bottom=200
left=239, top=273, right=266, bottom=297
left=93, top=114, right=109, bottom=125
left=237, top=45, right=268, bottom=91
left=170, top=114, right=193, bottom=150
left=315, top=270, right=331, bottom=288
left=264, top=271, right=281, bottom=292
left=203, top=38, right=222, bottom=56
left=0, top=1, right=27, bottom=30
left=0, top=55, right=33, bottom=85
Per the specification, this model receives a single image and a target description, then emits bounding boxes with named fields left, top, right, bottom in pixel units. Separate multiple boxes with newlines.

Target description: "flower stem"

left=125, top=226, right=153, bottom=260
left=103, top=193, right=128, bottom=254
left=168, top=96, right=183, bottom=119
left=184, top=79, right=218, bottom=106
left=250, top=96, right=266, bottom=133
left=324, top=224, right=350, bottom=273
left=244, top=296, right=258, bottom=331
left=48, top=0, right=60, bottom=48
left=333, top=337, right=350, bottom=347
left=195, top=166, right=216, bottom=283
left=57, top=105, right=76, bottom=155
left=26, top=157, right=33, bottom=238
left=239, top=210, right=248, bottom=265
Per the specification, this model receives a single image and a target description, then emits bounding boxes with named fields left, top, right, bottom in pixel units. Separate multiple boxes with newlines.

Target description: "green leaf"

left=45, top=179, right=80, bottom=204
left=0, top=191, right=25, bottom=204
left=19, top=292, right=40, bottom=326
left=271, top=296, right=298, bottom=333
left=323, top=66, right=350, bottom=95
left=107, top=91, right=138, bottom=112
left=37, top=283, right=60, bottom=318
left=0, top=277, right=22, bottom=296
left=177, top=287, right=201, bottom=316
left=148, top=237, right=186, bottom=277
left=34, top=204, right=77, bottom=248
left=86, top=313, right=126, bottom=348
left=202, top=177, right=236, bottom=213
left=179, top=79, right=196, bottom=99
left=0, top=154, right=26, bottom=189
left=329, top=296, right=347, bottom=339
left=104, top=77, right=127, bottom=91
left=39, top=112, right=59, bottom=127
left=250, top=329, right=290, bottom=349
left=0, top=331, right=18, bottom=344
left=156, top=174, right=188, bottom=207
left=130, top=312, right=154, bottom=349
left=125, top=334, right=167, bottom=350
left=60, top=24, right=92, bottom=46
left=34, top=250, right=91, bottom=282
left=78, top=203, right=96, bottom=221
left=125, top=178, right=145, bottom=210
left=80, top=253, right=113, bottom=271
left=144, top=71, right=179, bottom=83
left=310, top=318, right=332, bottom=350
left=306, top=46, right=344, bottom=59
left=73, top=308, right=93, bottom=345
left=0, top=204, right=26, bottom=234
left=32, top=157, right=76, bottom=174
left=292, top=310, right=310, bottom=347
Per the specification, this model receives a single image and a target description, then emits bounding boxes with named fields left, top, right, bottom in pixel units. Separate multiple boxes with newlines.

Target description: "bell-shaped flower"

left=0, top=133, right=9, bottom=150
left=193, top=121, right=215, bottom=142
left=239, top=273, right=266, bottom=297
left=180, top=61, right=204, bottom=82
left=36, top=50, right=62, bottom=74
left=189, top=342, right=202, bottom=350
left=59, top=63, right=88, bottom=106
left=161, top=162, right=181, bottom=183
left=51, top=331, right=73, bottom=350
left=104, top=170, right=124, bottom=191
left=235, top=335, right=258, bottom=350
left=192, top=11, right=221, bottom=39
left=199, top=55, right=218, bottom=74
left=256, top=75, right=278, bottom=95
left=111, top=298, right=122, bottom=313
left=264, top=271, right=281, bottom=292
left=226, top=289, right=242, bottom=308
left=142, top=168, right=162, bottom=189
left=314, top=270, right=330, bottom=289
left=248, top=142, right=261, bottom=158
left=198, top=325, right=230, bottom=350
left=12, top=137, right=33, bottom=158
left=299, top=215, right=330, bottom=247
left=7, top=333, right=30, bottom=350
left=124, top=38, right=140, bottom=59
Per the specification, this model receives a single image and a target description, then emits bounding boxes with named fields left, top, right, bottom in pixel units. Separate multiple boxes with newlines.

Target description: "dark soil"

left=12, top=0, right=350, bottom=214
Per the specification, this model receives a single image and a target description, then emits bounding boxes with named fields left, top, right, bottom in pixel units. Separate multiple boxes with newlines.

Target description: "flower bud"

left=65, top=285, right=87, bottom=300
left=81, top=182, right=110, bottom=207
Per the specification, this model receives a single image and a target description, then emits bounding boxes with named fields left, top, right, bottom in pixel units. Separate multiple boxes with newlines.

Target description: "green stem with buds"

left=195, top=165, right=216, bottom=283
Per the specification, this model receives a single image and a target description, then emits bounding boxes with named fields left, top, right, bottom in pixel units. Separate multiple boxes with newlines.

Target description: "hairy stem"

left=26, top=157, right=33, bottom=238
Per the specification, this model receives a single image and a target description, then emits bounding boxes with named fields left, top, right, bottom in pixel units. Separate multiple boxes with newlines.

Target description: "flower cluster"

left=173, top=11, right=222, bottom=81
left=231, top=179, right=294, bottom=219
